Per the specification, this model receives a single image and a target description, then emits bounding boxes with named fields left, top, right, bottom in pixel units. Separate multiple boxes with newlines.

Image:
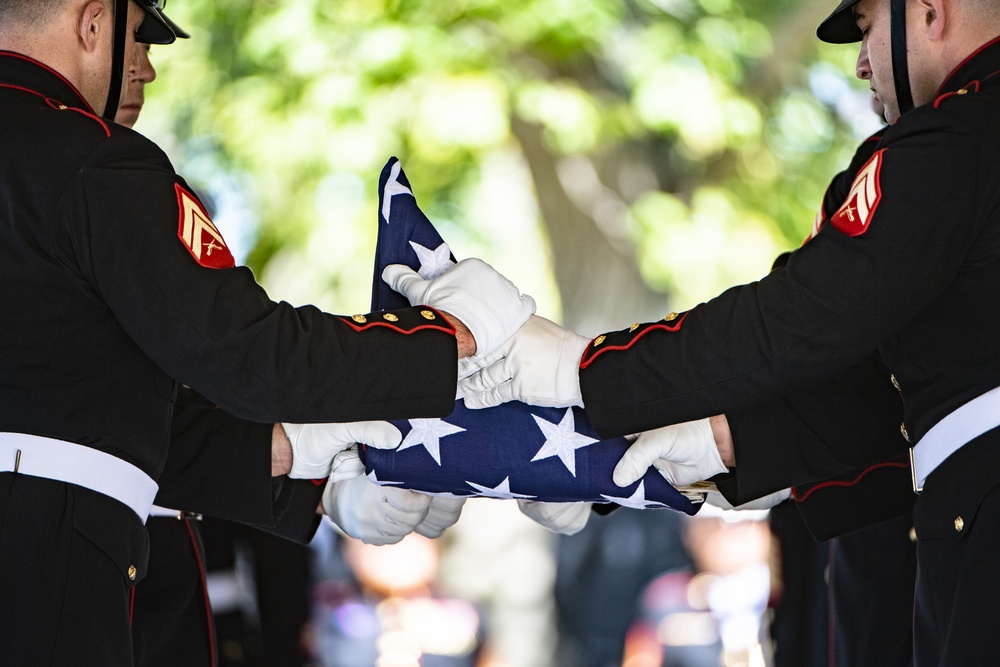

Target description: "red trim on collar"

left=934, top=79, right=981, bottom=108
left=0, top=82, right=109, bottom=138
left=0, top=51, right=96, bottom=114
left=791, top=460, right=909, bottom=502
left=935, top=34, right=1000, bottom=97
left=0, top=82, right=45, bottom=99
left=579, top=313, right=688, bottom=370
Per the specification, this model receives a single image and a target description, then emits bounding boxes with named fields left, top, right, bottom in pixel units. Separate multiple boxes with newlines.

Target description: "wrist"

left=710, top=414, right=736, bottom=467
left=271, top=423, right=293, bottom=476
left=441, top=311, right=477, bottom=358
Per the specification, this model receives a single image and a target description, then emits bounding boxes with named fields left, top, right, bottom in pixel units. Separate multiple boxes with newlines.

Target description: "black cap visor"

left=135, top=2, right=178, bottom=45
left=817, top=0, right=863, bottom=44
left=161, top=12, right=190, bottom=39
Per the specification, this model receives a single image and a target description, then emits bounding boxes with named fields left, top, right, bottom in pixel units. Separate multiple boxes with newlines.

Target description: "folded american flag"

left=360, top=157, right=698, bottom=513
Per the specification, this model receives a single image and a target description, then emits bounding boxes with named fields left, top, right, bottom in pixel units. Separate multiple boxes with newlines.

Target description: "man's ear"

left=76, top=1, right=109, bottom=54
left=917, top=0, right=947, bottom=42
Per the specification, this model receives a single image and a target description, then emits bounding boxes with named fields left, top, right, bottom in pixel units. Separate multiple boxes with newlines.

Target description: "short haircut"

left=966, top=0, right=1000, bottom=23
left=0, top=0, right=77, bottom=27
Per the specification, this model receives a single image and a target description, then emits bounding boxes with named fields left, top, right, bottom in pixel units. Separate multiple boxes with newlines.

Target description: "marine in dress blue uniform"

left=0, top=3, right=467, bottom=664
left=577, top=3, right=1000, bottom=664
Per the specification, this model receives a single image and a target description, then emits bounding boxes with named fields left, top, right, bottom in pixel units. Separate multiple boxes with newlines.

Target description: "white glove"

left=284, top=421, right=401, bottom=479
left=612, top=419, right=727, bottom=488
left=706, top=488, right=790, bottom=511
left=517, top=499, right=592, bottom=536
left=459, top=315, right=591, bottom=409
left=413, top=496, right=467, bottom=538
left=329, top=447, right=366, bottom=483
left=323, top=475, right=432, bottom=546
left=382, top=258, right=536, bottom=360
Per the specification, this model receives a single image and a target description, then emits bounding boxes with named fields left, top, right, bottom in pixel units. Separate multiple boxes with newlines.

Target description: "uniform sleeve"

left=155, top=388, right=323, bottom=543
left=713, top=353, right=907, bottom=505
left=62, top=135, right=458, bottom=424
left=791, top=458, right=915, bottom=542
left=580, top=111, right=982, bottom=439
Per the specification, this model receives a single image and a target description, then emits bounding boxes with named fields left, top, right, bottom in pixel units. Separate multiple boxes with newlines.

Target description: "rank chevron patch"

left=831, top=149, right=885, bottom=237
left=175, top=183, right=235, bottom=269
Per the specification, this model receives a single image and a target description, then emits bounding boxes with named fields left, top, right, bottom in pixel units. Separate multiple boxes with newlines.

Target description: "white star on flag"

left=530, top=409, right=599, bottom=477
left=397, top=418, right=465, bottom=465
left=367, top=469, right=403, bottom=485
left=600, top=481, right=667, bottom=509
left=410, top=241, right=455, bottom=280
left=465, top=476, right=536, bottom=499
left=382, top=160, right=413, bottom=224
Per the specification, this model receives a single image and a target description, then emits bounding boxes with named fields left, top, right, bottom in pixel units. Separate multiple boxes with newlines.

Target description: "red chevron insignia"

left=175, top=183, right=235, bottom=269
left=831, top=149, right=885, bottom=237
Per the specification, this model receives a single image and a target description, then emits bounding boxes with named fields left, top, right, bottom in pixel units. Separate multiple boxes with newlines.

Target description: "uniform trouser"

left=132, top=517, right=214, bottom=667
left=912, top=429, right=1000, bottom=667
left=0, top=472, right=149, bottom=666
left=829, top=513, right=916, bottom=667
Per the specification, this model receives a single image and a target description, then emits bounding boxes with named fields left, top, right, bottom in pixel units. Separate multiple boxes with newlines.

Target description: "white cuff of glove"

left=285, top=421, right=401, bottom=480
left=612, top=418, right=727, bottom=488
left=459, top=315, right=590, bottom=409
left=382, top=258, right=536, bottom=360
left=517, top=499, right=592, bottom=536
left=705, top=488, right=790, bottom=511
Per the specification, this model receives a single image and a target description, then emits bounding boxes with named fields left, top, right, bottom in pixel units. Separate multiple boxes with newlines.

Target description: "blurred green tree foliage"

left=143, top=0, right=877, bottom=331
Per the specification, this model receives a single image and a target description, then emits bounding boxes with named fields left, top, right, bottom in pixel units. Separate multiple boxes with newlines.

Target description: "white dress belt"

left=0, top=432, right=158, bottom=523
left=911, top=386, right=1000, bottom=492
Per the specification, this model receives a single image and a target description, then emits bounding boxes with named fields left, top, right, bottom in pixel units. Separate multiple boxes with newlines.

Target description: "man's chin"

left=116, top=106, right=141, bottom=128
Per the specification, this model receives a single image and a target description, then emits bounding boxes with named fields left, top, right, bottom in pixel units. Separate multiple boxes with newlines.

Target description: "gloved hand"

left=612, top=419, right=728, bottom=488
left=329, top=447, right=366, bottom=483
left=705, top=488, right=790, bottom=511
left=284, top=421, right=401, bottom=479
left=323, top=475, right=433, bottom=546
left=517, top=499, right=592, bottom=536
left=413, top=496, right=467, bottom=538
left=458, top=315, right=591, bottom=409
left=382, top=258, right=536, bottom=360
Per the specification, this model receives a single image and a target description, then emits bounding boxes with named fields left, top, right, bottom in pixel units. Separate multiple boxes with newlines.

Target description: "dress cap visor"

left=135, top=1, right=183, bottom=45
left=817, top=0, right=863, bottom=44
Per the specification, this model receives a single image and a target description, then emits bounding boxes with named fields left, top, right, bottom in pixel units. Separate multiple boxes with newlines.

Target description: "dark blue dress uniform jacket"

left=0, top=51, right=458, bottom=666
left=580, top=36, right=1000, bottom=667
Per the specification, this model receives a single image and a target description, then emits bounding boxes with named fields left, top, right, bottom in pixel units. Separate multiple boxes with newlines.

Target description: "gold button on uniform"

left=420, top=310, right=436, bottom=320
left=955, top=516, right=965, bottom=532
left=351, top=314, right=367, bottom=324
left=593, top=335, right=606, bottom=347
left=629, top=323, right=640, bottom=333
left=665, top=312, right=679, bottom=322
left=891, top=374, right=900, bottom=390
left=957, top=88, right=969, bottom=95
left=900, top=423, right=910, bottom=442
left=382, top=313, right=399, bottom=322
left=128, top=565, right=137, bottom=581
left=909, top=527, right=917, bottom=542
